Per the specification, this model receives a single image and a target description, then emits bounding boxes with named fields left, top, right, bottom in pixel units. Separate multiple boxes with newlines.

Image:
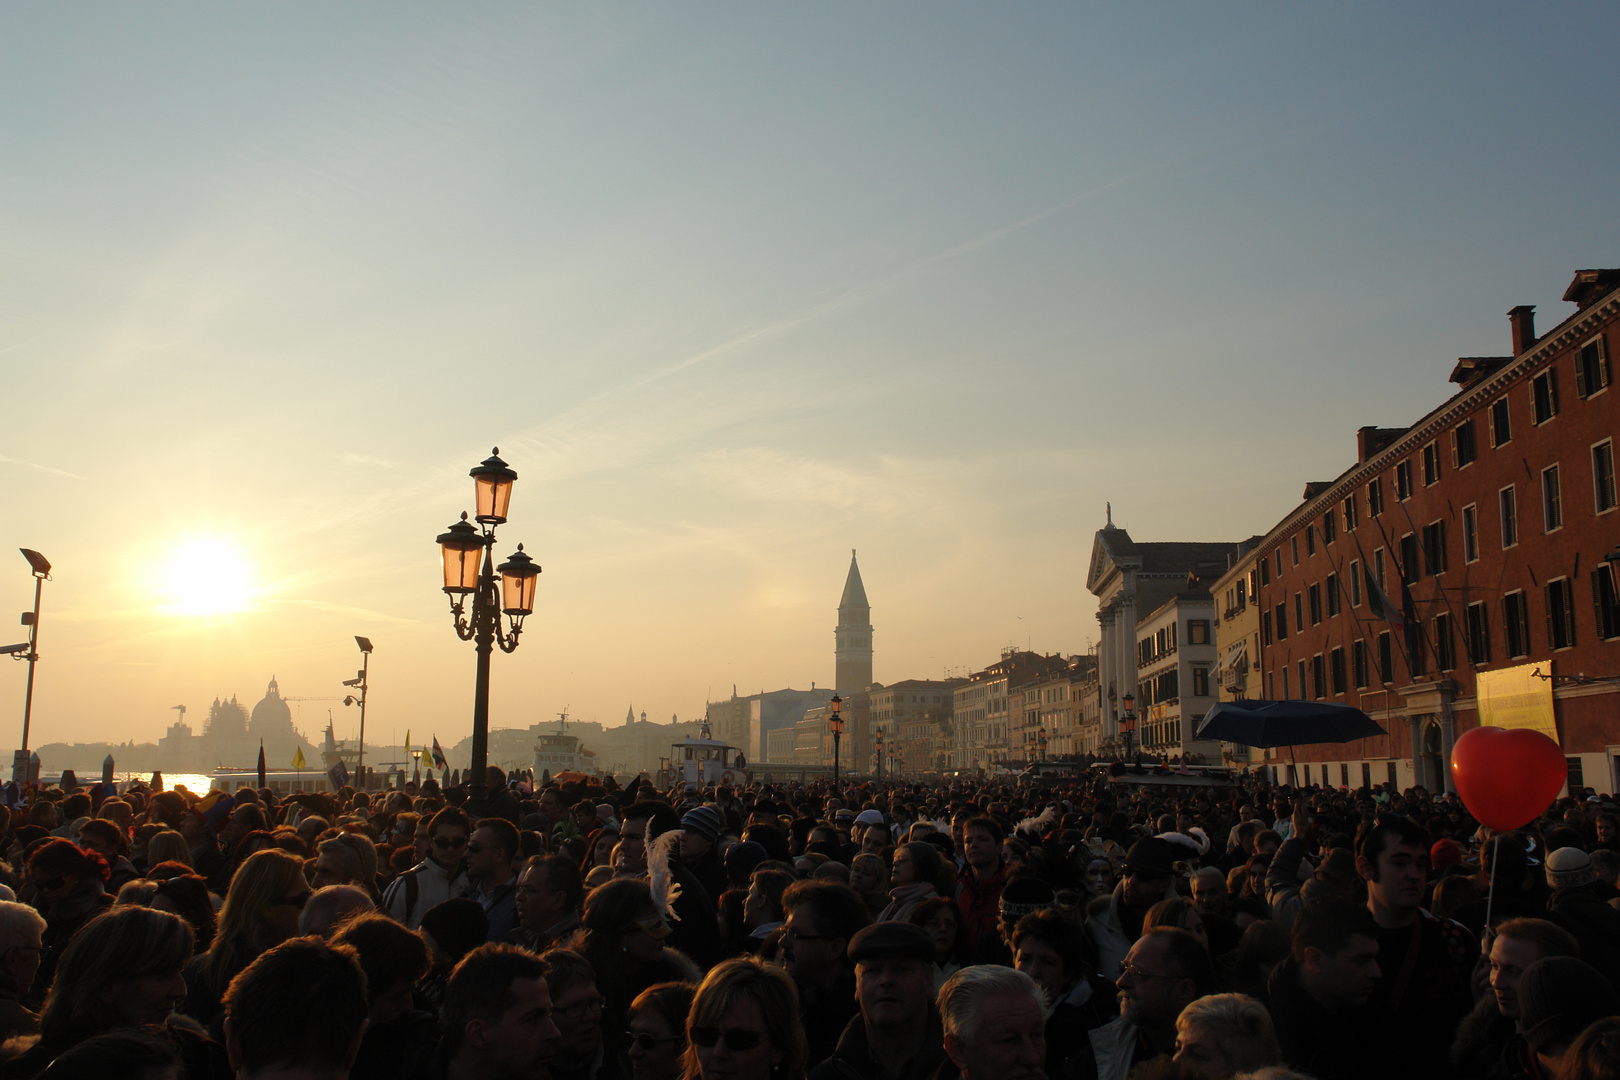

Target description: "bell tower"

left=835, top=550, right=873, bottom=694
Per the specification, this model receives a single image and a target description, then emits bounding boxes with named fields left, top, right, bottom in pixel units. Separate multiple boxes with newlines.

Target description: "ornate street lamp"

left=829, top=694, right=844, bottom=785
left=874, top=726, right=885, bottom=781
left=1121, top=691, right=1138, bottom=761
left=6, top=550, right=50, bottom=783
left=1037, top=726, right=1048, bottom=761
left=437, top=449, right=541, bottom=808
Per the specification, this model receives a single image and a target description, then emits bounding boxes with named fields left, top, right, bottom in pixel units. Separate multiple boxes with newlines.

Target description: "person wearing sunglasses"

left=681, top=958, right=806, bottom=1080
left=625, top=982, right=696, bottom=1080
left=381, top=807, right=471, bottom=930
left=571, top=880, right=700, bottom=1041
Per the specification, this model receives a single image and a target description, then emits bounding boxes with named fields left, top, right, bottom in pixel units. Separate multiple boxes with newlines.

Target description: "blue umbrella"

left=1195, top=699, right=1385, bottom=748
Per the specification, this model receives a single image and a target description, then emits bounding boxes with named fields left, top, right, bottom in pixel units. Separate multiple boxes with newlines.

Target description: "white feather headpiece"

left=647, top=829, right=683, bottom=922
left=1016, top=805, right=1057, bottom=837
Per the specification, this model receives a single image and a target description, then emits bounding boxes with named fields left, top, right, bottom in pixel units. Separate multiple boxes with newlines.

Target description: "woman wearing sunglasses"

left=179, top=849, right=309, bottom=1029
left=569, top=880, right=700, bottom=1040
left=625, top=982, right=696, bottom=1080
left=680, top=958, right=805, bottom=1080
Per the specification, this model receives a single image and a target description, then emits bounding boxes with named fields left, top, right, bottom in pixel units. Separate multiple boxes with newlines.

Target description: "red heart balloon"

left=1450, top=725, right=1566, bottom=830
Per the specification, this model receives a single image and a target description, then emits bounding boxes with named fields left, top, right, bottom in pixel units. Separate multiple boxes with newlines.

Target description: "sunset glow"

left=157, top=538, right=259, bottom=616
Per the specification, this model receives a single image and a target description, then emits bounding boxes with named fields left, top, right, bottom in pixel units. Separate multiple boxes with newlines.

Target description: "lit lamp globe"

left=497, top=545, right=542, bottom=615
left=436, top=514, right=484, bottom=595
left=470, top=449, right=517, bottom=525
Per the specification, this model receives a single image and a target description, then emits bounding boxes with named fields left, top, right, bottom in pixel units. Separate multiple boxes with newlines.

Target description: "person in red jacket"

left=955, top=817, right=1008, bottom=963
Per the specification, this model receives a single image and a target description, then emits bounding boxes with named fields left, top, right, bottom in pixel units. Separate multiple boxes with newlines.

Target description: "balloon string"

left=1483, top=832, right=1499, bottom=931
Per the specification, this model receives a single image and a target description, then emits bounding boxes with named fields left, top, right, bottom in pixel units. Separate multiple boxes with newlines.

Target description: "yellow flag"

left=405, top=729, right=411, bottom=756
left=292, top=746, right=306, bottom=770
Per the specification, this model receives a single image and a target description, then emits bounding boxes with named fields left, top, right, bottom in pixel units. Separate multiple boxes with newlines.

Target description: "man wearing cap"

left=1543, top=846, right=1620, bottom=993
left=1515, top=956, right=1620, bottom=1078
left=1085, top=837, right=1180, bottom=981
left=1265, top=799, right=1359, bottom=932
left=808, top=923, right=944, bottom=1080
left=679, top=805, right=729, bottom=908
left=956, top=817, right=1010, bottom=964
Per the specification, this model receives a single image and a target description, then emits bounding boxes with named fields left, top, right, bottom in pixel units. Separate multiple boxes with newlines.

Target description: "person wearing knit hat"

left=1430, top=838, right=1464, bottom=871
left=877, top=842, right=942, bottom=922
left=1544, top=846, right=1620, bottom=992
left=679, top=805, right=728, bottom=909
left=1517, top=957, right=1620, bottom=1074
left=1546, top=846, right=1598, bottom=890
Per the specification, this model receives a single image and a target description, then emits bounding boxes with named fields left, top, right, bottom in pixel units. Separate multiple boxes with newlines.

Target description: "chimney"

left=1509, top=305, right=1536, bottom=356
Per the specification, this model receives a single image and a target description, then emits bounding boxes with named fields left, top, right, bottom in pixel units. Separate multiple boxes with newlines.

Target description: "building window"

left=1261, top=610, right=1273, bottom=646
left=1399, top=534, right=1420, bottom=584
left=1329, top=648, right=1346, bottom=694
left=1306, top=528, right=1316, bottom=556
left=1503, top=591, right=1531, bottom=658
left=1453, top=420, right=1477, bottom=468
left=1500, top=486, right=1518, bottom=548
left=1275, top=550, right=1284, bottom=579
left=1308, top=584, right=1322, bottom=625
left=1275, top=603, right=1288, bottom=640
left=1294, top=593, right=1304, bottom=632
left=1395, top=460, right=1413, bottom=500
left=1344, top=493, right=1359, bottom=530
left=1409, top=626, right=1428, bottom=677
left=1435, top=613, right=1456, bottom=671
left=1298, top=661, right=1307, bottom=700
left=1188, top=620, right=1210, bottom=644
left=1369, top=477, right=1385, bottom=517
left=1311, top=655, right=1326, bottom=699
left=1547, top=578, right=1577, bottom=650
left=1593, top=566, right=1620, bottom=641
left=1353, top=639, right=1369, bottom=688
left=1247, top=568, right=1257, bottom=603
left=1491, top=397, right=1512, bottom=447
left=1323, top=510, right=1336, bottom=543
left=1291, top=536, right=1299, bottom=565
left=1350, top=561, right=1362, bottom=607
left=1192, top=667, right=1209, bottom=697
left=1280, top=667, right=1288, bottom=699
left=1423, top=442, right=1441, bottom=486
left=1378, top=631, right=1393, bottom=683
left=1576, top=336, right=1609, bottom=398
left=1532, top=368, right=1560, bottom=425
left=1466, top=601, right=1491, bottom=664
left=1326, top=572, right=1341, bottom=616
left=1260, top=558, right=1271, bottom=586
left=1462, top=504, right=1479, bottom=563
left=1594, top=440, right=1617, bottom=514
left=1422, top=521, right=1447, bottom=577
left=1568, top=756, right=1585, bottom=792
left=1374, top=548, right=1387, bottom=588
left=1543, top=465, right=1563, bottom=532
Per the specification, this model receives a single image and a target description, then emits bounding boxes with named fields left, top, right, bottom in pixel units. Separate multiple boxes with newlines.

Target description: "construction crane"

left=171, top=704, right=187, bottom=727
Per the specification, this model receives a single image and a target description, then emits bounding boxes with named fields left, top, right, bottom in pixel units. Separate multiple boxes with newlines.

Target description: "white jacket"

left=382, top=857, right=469, bottom=929
left=1086, top=1015, right=1140, bottom=1080
left=1084, top=878, right=1180, bottom=982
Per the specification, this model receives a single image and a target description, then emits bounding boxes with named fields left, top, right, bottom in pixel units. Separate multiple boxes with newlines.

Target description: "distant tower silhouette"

left=835, top=550, right=873, bottom=694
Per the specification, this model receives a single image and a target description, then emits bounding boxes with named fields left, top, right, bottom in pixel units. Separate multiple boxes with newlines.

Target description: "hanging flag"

left=432, top=737, right=448, bottom=770
left=1363, top=564, right=1408, bottom=631
left=404, top=729, right=411, bottom=758
left=328, top=759, right=350, bottom=791
left=292, top=746, right=306, bottom=770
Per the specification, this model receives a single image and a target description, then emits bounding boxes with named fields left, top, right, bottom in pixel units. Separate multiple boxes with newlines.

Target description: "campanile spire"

left=835, top=550, right=873, bottom=694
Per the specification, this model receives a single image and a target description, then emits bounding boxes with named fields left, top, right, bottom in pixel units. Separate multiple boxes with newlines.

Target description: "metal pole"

left=833, top=730, right=840, bottom=785
left=356, top=649, right=369, bottom=782
left=469, top=542, right=495, bottom=807
left=19, top=573, right=43, bottom=770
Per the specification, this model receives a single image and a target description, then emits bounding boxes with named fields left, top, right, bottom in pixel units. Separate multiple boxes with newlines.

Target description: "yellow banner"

left=1475, top=661, right=1559, bottom=744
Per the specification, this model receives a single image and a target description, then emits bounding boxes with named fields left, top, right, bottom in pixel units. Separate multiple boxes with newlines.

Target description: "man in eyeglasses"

left=383, top=807, right=471, bottom=930
left=511, top=856, right=583, bottom=952
left=1083, top=928, right=1213, bottom=1080
left=781, top=881, right=871, bottom=1070
left=539, top=949, right=607, bottom=1080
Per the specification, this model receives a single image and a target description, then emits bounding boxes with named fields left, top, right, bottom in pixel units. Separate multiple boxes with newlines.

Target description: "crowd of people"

left=0, top=763, right=1617, bottom=1080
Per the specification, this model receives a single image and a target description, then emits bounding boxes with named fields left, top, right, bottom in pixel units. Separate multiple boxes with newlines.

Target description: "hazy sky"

left=4, top=5, right=1618, bottom=760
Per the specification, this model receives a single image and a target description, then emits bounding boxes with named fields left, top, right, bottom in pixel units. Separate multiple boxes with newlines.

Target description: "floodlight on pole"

left=12, top=549, right=50, bottom=783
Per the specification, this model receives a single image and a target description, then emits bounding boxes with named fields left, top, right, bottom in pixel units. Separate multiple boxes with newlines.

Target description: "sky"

left=3, top=4, right=1619, bottom=760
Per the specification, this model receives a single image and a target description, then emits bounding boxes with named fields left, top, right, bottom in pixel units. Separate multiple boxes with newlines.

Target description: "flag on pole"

left=292, top=746, right=306, bottom=770
left=432, top=737, right=447, bottom=770
left=404, top=730, right=411, bottom=758
left=1363, top=564, right=1408, bottom=631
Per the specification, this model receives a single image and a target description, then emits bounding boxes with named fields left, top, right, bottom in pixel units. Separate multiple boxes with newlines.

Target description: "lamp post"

left=874, top=726, right=884, bottom=781
left=436, top=449, right=542, bottom=809
left=411, top=748, right=423, bottom=786
left=1037, top=726, right=1048, bottom=762
left=1121, top=691, right=1138, bottom=761
left=829, top=694, right=844, bottom=785
left=342, top=636, right=373, bottom=787
left=6, top=550, right=50, bottom=784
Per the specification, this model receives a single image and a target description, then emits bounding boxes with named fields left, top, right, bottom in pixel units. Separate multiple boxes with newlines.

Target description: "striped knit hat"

left=681, top=805, right=725, bottom=844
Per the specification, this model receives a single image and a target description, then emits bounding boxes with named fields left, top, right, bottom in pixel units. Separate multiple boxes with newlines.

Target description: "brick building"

left=1253, top=268, right=1620, bottom=792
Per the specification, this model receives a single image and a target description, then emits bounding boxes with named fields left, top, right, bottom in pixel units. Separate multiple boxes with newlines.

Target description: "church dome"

left=248, top=677, right=294, bottom=736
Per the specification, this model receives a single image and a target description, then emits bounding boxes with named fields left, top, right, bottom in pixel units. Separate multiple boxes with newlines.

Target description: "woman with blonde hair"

left=1144, top=897, right=1210, bottom=952
left=143, top=831, right=191, bottom=870
left=1172, top=993, right=1282, bottom=1080
left=180, top=849, right=310, bottom=1027
left=680, top=958, right=805, bottom=1080
left=1, top=907, right=209, bottom=1079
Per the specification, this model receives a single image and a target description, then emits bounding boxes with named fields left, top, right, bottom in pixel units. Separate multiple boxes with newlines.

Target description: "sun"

left=158, top=537, right=259, bottom=615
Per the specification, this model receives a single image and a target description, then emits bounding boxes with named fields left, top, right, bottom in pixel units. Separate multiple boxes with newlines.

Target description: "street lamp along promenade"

left=829, top=694, right=844, bottom=785
left=1120, top=691, right=1138, bottom=761
left=436, top=449, right=541, bottom=809
left=341, top=636, right=373, bottom=785
left=6, top=549, right=50, bottom=783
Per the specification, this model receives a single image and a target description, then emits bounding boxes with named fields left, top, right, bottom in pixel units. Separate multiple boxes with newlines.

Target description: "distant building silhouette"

left=835, top=549, right=873, bottom=695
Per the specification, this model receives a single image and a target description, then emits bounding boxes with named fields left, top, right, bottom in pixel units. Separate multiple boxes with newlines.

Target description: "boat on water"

left=664, top=721, right=748, bottom=787
left=533, top=710, right=597, bottom=779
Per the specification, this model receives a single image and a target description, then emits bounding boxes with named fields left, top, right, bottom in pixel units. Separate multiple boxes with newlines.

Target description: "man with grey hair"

left=0, top=900, right=46, bottom=1039
left=938, top=966, right=1045, bottom=1080
left=314, top=832, right=380, bottom=899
